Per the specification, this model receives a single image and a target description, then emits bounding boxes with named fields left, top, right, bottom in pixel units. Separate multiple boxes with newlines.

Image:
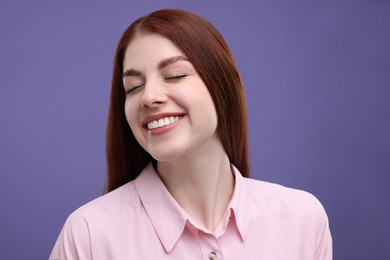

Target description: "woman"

left=50, top=9, right=332, bottom=259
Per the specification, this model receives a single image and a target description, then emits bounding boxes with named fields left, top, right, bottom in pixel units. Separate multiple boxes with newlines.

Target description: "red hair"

left=105, top=9, right=249, bottom=193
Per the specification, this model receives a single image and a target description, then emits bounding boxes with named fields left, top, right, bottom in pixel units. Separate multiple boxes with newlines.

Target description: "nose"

left=140, top=80, right=167, bottom=108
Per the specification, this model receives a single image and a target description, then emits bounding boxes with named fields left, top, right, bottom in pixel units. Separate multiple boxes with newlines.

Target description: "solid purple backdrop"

left=1, top=1, right=389, bottom=259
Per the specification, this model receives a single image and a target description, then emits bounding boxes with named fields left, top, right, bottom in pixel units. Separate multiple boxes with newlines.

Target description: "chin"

left=150, top=152, right=182, bottom=163
left=148, top=147, right=186, bottom=163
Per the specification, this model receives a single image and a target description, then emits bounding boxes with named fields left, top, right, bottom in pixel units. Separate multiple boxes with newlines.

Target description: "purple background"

left=1, top=1, right=389, bottom=259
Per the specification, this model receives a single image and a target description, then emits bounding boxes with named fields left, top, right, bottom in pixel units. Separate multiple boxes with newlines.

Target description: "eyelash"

left=125, top=75, right=187, bottom=94
left=126, top=83, right=144, bottom=94
left=165, top=74, right=187, bottom=80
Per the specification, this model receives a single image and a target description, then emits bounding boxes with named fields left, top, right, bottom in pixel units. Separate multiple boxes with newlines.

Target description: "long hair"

left=105, top=9, right=249, bottom=193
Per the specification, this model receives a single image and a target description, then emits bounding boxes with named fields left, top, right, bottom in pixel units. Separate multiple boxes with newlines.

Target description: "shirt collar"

left=229, top=164, right=250, bottom=241
left=134, top=163, right=250, bottom=252
left=134, top=163, right=187, bottom=252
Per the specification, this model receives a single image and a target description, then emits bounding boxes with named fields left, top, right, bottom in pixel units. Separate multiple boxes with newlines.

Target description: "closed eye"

left=165, top=74, right=187, bottom=81
left=126, top=83, right=144, bottom=94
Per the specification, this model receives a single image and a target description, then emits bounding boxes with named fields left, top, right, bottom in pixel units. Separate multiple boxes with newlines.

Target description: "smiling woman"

left=105, top=9, right=249, bottom=193
left=49, top=9, right=332, bottom=260
left=123, top=33, right=220, bottom=163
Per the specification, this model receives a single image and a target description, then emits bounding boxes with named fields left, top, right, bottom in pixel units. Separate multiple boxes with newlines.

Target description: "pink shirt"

left=50, top=163, right=332, bottom=259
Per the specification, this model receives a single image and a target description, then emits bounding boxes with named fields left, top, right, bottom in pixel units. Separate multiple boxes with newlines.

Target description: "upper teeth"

left=147, top=116, right=182, bottom=130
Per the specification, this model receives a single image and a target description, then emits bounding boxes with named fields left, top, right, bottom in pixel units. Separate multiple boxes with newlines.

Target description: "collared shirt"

left=50, top=163, right=332, bottom=259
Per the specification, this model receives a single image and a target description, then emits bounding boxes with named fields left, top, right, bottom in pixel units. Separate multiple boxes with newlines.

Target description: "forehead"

left=123, top=33, right=185, bottom=70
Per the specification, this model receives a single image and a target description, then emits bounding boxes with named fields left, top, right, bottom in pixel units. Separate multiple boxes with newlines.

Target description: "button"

left=208, top=251, right=217, bottom=260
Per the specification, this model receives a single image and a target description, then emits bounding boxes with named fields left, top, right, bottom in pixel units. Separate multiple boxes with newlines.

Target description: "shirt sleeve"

left=49, top=213, right=92, bottom=260
left=314, top=199, right=333, bottom=260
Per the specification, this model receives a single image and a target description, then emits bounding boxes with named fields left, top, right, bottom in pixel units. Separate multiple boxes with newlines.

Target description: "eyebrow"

left=158, top=55, right=189, bottom=70
left=122, top=69, right=141, bottom=78
left=122, top=55, right=189, bottom=78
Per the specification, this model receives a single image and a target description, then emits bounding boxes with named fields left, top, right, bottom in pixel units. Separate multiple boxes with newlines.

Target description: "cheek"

left=124, top=101, right=148, bottom=152
left=198, top=89, right=218, bottom=121
left=187, top=86, right=218, bottom=130
left=201, top=91, right=219, bottom=134
left=124, top=100, right=139, bottom=131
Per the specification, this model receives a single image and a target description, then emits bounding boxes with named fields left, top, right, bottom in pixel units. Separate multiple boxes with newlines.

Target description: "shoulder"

left=245, top=178, right=317, bottom=200
left=66, top=180, right=140, bottom=227
left=243, top=177, right=328, bottom=222
left=239, top=177, right=332, bottom=258
left=50, top=181, right=141, bottom=259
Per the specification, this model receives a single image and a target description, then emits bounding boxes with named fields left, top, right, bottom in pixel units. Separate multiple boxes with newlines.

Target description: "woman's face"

left=122, top=33, right=220, bottom=162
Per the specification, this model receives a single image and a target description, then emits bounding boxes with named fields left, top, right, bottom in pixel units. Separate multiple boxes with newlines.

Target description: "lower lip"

left=146, top=116, right=185, bottom=135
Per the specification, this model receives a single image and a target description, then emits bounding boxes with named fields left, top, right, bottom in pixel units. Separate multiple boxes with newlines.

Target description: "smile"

left=147, top=116, right=183, bottom=130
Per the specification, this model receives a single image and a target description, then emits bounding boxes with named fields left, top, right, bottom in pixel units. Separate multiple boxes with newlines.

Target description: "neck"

left=156, top=139, right=234, bottom=232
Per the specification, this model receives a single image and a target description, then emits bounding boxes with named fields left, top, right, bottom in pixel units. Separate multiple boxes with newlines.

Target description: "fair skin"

left=122, top=33, right=234, bottom=232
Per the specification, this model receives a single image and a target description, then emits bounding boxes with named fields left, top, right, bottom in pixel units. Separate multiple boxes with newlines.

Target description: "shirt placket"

left=198, top=232, right=223, bottom=260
